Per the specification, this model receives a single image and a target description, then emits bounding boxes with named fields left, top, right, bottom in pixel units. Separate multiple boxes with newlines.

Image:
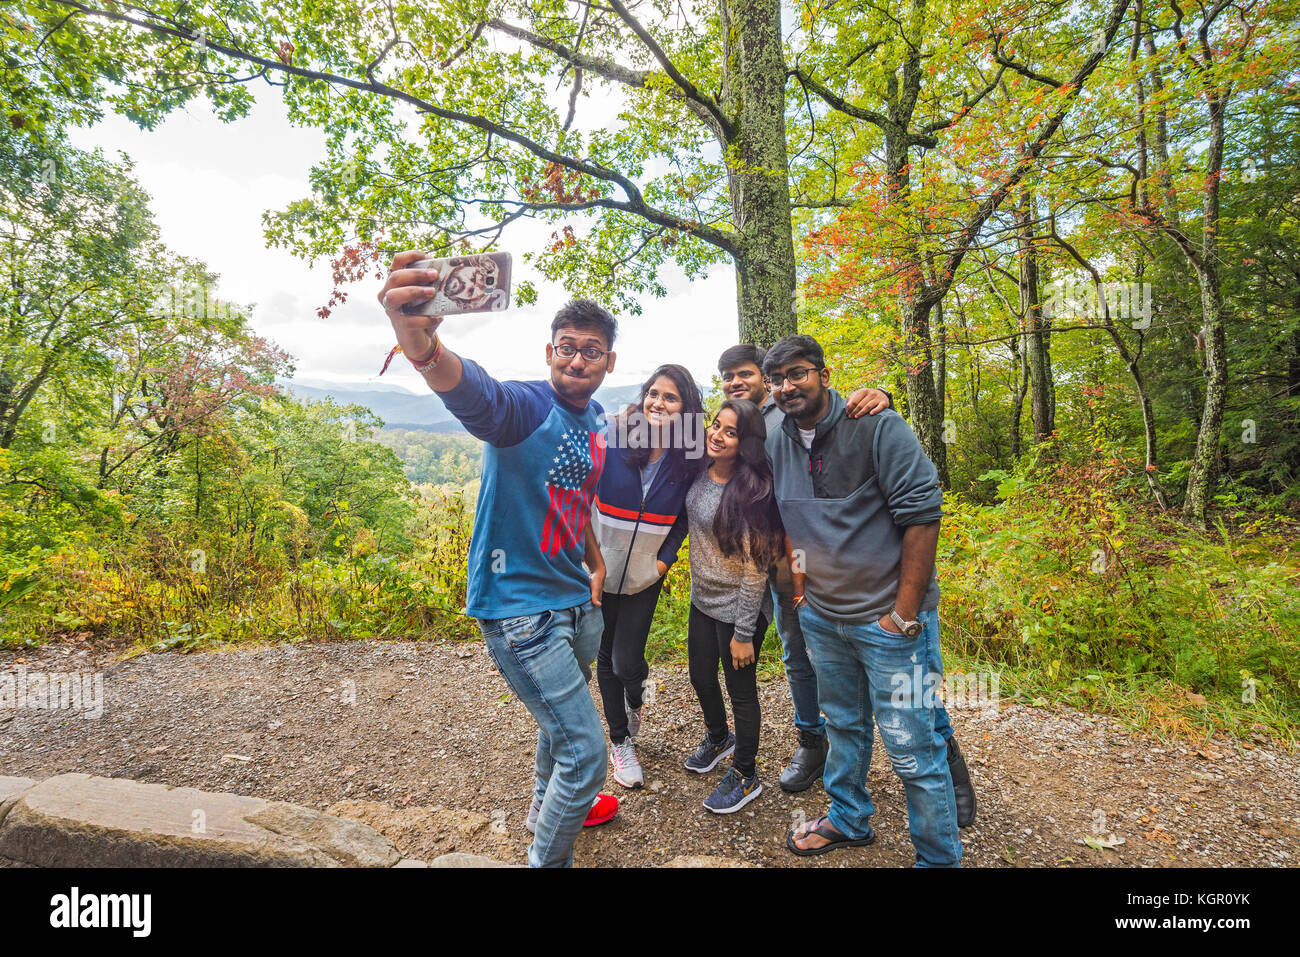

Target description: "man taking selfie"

left=378, top=250, right=618, bottom=868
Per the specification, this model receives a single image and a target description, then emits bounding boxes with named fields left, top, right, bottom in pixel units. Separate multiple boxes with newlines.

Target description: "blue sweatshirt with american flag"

left=439, top=358, right=605, bottom=620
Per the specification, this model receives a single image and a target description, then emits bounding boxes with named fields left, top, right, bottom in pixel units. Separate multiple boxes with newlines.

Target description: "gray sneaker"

left=624, top=690, right=642, bottom=739
left=610, top=736, right=644, bottom=789
left=684, top=732, right=736, bottom=773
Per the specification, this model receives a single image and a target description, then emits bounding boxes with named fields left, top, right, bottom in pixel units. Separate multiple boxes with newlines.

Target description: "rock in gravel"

left=429, top=852, right=516, bottom=867
left=0, top=773, right=401, bottom=868
left=325, top=799, right=525, bottom=864
left=0, top=776, right=38, bottom=824
left=660, top=855, right=756, bottom=868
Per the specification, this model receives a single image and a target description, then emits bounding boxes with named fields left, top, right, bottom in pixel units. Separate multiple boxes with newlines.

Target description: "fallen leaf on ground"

left=1082, top=834, right=1126, bottom=850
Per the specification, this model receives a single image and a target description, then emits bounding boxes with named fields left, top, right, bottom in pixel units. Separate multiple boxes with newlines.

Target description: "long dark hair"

left=623, top=363, right=706, bottom=484
left=711, top=399, right=784, bottom=568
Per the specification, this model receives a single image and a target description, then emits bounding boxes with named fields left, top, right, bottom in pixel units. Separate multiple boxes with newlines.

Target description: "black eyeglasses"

left=767, top=366, right=818, bottom=388
left=553, top=343, right=611, bottom=362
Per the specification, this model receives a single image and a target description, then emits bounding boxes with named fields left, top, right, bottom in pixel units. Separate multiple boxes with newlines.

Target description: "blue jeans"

left=928, top=615, right=954, bottom=745
left=477, top=601, right=606, bottom=868
left=797, top=603, right=961, bottom=868
left=769, top=581, right=826, bottom=738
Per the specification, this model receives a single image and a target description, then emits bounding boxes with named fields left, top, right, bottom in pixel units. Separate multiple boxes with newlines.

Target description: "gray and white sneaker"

left=610, top=736, right=644, bottom=789
left=525, top=796, right=542, bottom=834
left=684, top=732, right=736, bottom=773
left=624, top=690, right=642, bottom=739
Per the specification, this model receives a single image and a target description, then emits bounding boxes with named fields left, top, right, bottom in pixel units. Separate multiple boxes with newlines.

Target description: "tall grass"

left=6, top=466, right=1296, bottom=743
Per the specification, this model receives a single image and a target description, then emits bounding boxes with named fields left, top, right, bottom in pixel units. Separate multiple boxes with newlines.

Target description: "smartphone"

left=400, top=252, right=512, bottom=316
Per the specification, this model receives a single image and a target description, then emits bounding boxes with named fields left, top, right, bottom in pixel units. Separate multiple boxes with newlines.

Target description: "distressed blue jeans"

left=477, top=601, right=606, bottom=868
left=797, top=603, right=961, bottom=868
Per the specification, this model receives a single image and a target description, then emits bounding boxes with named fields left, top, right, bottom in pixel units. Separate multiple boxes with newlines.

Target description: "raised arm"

left=377, top=249, right=465, bottom=393
left=378, top=250, right=548, bottom=447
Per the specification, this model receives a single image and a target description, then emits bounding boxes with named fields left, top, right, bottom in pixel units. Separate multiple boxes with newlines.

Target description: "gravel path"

left=2, top=637, right=1297, bottom=867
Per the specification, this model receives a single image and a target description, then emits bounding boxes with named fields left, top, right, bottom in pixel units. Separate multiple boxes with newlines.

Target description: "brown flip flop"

left=786, top=815, right=877, bottom=857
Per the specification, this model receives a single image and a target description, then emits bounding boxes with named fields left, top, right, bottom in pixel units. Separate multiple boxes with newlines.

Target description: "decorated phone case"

left=400, top=252, right=512, bottom=316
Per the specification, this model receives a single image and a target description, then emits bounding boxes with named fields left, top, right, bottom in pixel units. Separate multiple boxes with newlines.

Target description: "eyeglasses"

left=553, top=343, right=611, bottom=362
left=766, top=366, right=819, bottom=388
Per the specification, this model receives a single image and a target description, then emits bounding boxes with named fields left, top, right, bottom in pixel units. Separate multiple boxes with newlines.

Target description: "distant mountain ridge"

left=276, top=377, right=669, bottom=432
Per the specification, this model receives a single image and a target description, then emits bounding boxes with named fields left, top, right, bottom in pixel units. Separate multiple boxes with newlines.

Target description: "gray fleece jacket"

left=764, top=388, right=943, bottom=622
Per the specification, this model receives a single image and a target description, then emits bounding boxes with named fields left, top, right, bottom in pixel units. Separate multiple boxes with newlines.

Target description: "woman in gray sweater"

left=684, top=398, right=787, bottom=813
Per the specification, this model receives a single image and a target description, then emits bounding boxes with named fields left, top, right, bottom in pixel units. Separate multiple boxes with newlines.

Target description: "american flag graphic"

left=540, top=427, right=606, bottom=556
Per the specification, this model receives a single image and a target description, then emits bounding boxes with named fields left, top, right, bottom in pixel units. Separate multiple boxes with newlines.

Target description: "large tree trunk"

left=1182, top=93, right=1230, bottom=527
left=899, top=299, right=949, bottom=485
left=878, top=85, right=948, bottom=485
left=1010, top=332, right=1026, bottom=461
left=1290, top=299, right=1300, bottom=400
left=721, top=0, right=796, bottom=346
left=1141, top=24, right=1180, bottom=228
left=1015, top=189, right=1054, bottom=443
left=934, top=297, right=946, bottom=424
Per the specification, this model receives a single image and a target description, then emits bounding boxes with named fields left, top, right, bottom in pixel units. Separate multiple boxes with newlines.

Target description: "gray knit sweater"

left=685, top=473, right=769, bottom=640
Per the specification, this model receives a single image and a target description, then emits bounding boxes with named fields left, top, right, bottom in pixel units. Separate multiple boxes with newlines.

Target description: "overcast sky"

left=68, top=90, right=741, bottom=395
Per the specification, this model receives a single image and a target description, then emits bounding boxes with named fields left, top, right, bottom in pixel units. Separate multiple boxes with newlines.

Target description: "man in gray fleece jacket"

left=717, top=343, right=893, bottom=793
left=763, top=334, right=973, bottom=866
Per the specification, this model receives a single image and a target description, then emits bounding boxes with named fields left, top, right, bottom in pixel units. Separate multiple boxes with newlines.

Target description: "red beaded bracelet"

left=408, top=334, right=442, bottom=372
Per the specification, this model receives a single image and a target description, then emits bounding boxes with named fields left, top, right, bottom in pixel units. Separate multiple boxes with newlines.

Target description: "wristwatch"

left=890, top=610, right=923, bottom=638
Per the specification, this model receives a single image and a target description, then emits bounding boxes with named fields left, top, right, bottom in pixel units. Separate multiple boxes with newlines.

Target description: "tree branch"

left=605, top=0, right=733, bottom=138
left=920, top=64, right=1007, bottom=135
left=927, top=0, right=1136, bottom=305
left=487, top=17, right=733, bottom=143
left=50, top=0, right=737, bottom=255
left=789, top=66, right=897, bottom=132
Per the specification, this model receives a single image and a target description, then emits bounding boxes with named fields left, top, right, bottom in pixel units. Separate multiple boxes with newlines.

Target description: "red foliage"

left=137, top=335, right=287, bottom=443
left=523, top=162, right=602, bottom=205
left=319, top=231, right=385, bottom=320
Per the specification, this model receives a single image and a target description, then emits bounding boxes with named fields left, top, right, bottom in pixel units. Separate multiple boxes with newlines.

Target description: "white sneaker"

left=610, top=737, right=644, bottom=789
left=625, top=689, right=642, bottom=738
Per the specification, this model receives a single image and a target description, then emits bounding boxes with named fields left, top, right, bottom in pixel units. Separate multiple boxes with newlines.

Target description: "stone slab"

left=0, top=773, right=401, bottom=868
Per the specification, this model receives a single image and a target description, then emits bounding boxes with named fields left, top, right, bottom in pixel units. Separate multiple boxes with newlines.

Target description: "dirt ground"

left=2, top=636, right=1297, bottom=867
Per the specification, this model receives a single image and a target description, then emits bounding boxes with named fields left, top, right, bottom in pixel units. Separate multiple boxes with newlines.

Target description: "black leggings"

left=596, top=578, right=665, bottom=742
left=687, top=603, right=769, bottom=778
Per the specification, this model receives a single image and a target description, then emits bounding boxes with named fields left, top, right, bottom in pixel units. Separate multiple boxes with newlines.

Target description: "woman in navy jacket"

left=592, top=363, right=704, bottom=789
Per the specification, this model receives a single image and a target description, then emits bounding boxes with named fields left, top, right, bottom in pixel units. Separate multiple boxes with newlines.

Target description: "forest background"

left=3, top=0, right=1298, bottom=744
